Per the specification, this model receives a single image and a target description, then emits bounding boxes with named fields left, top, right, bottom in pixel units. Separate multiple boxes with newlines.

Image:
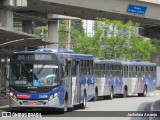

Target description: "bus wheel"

left=142, top=85, right=147, bottom=97
left=62, top=94, right=68, bottom=112
left=64, top=100, right=68, bottom=112
left=121, top=87, right=128, bottom=98
left=138, top=85, right=147, bottom=97
left=80, top=91, right=86, bottom=109
left=108, top=87, right=114, bottom=100
left=94, top=89, right=98, bottom=101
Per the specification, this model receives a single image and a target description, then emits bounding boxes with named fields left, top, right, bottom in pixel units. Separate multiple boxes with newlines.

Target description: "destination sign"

left=13, top=54, right=56, bottom=61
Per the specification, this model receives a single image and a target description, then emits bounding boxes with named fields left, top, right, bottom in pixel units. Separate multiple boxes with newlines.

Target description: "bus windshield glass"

left=10, top=63, right=59, bottom=87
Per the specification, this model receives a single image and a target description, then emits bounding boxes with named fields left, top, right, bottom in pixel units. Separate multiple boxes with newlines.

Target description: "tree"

left=71, top=20, right=84, bottom=34
left=73, top=18, right=157, bottom=61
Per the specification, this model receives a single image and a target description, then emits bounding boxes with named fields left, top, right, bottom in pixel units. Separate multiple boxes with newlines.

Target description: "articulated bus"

left=94, top=59, right=122, bottom=100
left=94, top=59, right=157, bottom=100
left=121, top=61, right=157, bottom=97
left=8, top=48, right=94, bottom=111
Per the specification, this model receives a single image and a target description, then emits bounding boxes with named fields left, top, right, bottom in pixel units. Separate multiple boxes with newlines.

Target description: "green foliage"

left=71, top=20, right=84, bottom=34
left=74, top=18, right=157, bottom=61
left=58, top=20, right=85, bottom=48
left=34, top=26, right=48, bottom=39
left=59, top=21, right=67, bottom=48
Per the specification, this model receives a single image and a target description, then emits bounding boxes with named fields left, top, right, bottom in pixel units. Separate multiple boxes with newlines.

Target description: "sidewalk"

left=0, top=99, right=8, bottom=107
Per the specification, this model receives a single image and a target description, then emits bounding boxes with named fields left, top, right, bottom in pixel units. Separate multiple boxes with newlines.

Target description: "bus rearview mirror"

left=5, top=65, right=10, bottom=80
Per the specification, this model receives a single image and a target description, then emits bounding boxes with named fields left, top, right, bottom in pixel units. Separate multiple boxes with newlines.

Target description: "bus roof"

left=14, top=48, right=74, bottom=54
left=94, top=59, right=156, bottom=66
left=120, top=61, right=156, bottom=66
left=69, top=53, right=93, bottom=59
left=94, top=59, right=121, bottom=64
left=14, top=48, right=93, bottom=59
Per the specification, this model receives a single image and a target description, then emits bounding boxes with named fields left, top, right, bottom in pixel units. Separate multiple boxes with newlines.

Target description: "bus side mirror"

left=5, top=65, right=10, bottom=80
left=60, top=65, right=65, bottom=77
left=60, top=79, right=64, bottom=85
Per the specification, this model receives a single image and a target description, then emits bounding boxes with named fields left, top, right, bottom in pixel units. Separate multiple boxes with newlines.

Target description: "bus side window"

left=151, top=66, right=154, bottom=76
left=118, top=65, right=121, bottom=76
left=65, top=59, right=68, bottom=76
left=135, top=66, right=138, bottom=77
left=138, top=66, right=142, bottom=77
left=146, top=66, right=149, bottom=77
left=129, top=66, right=133, bottom=77
left=154, top=66, right=157, bottom=76
left=142, top=66, right=145, bottom=77
left=72, top=60, right=76, bottom=77
left=79, top=60, right=83, bottom=76
left=83, top=60, right=86, bottom=75
left=110, top=64, right=113, bottom=77
left=87, top=60, right=90, bottom=75
left=90, top=60, right=93, bottom=75
left=102, top=64, right=105, bottom=77
left=124, top=65, right=128, bottom=78
left=148, top=66, right=152, bottom=77
left=106, top=64, right=109, bottom=77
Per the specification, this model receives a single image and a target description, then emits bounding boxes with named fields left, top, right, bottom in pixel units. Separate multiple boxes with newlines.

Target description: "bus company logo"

left=1, top=112, right=42, bottom=117
left=2, top=112, right=11, bottom=117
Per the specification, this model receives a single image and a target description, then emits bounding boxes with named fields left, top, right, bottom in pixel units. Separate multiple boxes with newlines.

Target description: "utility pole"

left=66, top=20, right=71, bottom=49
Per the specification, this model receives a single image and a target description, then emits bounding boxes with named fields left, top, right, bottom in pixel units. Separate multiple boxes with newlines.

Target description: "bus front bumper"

left=9, top=97, right=60, bottom=108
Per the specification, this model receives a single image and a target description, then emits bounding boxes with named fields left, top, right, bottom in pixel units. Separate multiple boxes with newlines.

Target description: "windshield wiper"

left=18, top=59, right=39, bottom=80
left=37, top=63, right=46, bottom=75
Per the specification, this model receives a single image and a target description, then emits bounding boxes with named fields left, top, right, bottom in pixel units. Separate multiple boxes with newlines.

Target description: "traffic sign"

left=127, top=4, right=147, bottom=15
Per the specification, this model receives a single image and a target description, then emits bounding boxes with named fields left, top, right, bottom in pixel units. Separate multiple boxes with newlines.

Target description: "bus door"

left=71, top=60, right=80, bottom=105
left=76, top=60, right=80, bottom=104
left=65, top=59, right=72, bottom=105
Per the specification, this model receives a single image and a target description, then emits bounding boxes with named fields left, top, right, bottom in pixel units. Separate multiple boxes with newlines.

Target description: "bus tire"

left=62, top=94, right=68, bottom=112
left=93, top=88, right=98, bottom=101
left=121, top=86, right=128, bottom=98
left=64, top=100, right=68, bottom=112
left=80, top=91, right=86, bottom=109
left=108, top=87, right=114, bottom=100
left=138, top=85, right=147, bottom=97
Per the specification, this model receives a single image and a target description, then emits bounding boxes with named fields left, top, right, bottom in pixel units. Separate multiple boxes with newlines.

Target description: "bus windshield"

left=10, top=63, right=59, bottom=87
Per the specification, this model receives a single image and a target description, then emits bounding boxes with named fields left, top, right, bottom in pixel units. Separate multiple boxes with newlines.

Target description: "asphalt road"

left=0, top=91, right=160, bottom=120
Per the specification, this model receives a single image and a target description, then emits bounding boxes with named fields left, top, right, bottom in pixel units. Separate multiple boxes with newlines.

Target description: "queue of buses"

left=7, top=48, right=157, bottom=112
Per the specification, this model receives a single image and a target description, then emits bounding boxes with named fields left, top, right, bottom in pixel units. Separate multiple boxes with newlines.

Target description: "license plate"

left=28, top=101, right=38, bottom=105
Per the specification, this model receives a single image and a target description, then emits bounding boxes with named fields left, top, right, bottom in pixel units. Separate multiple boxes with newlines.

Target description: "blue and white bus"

left=94, top=59, right=122, bottom=100
left=8, top=48, right=94, bottom=111
left=121, top=61, right=157, bottom=97
left=93, top=59, right=157, bottom=100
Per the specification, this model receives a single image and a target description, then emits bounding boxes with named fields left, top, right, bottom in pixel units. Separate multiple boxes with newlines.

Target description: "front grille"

left=21, top=100, right=46, bottom=105
left=10, top=85, right=58, bottom=93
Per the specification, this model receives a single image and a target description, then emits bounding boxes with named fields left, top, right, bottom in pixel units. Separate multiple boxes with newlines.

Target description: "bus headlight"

left=49, top=93, right=58, bottom=101
left=9, top=92, right=14, bottom=97
left=9, top=92, right=17, bottom=101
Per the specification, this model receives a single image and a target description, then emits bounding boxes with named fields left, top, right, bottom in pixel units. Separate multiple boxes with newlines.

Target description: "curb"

left=149, top=100, right=160, bottom=120
left=0, top=105, right=9, bottom=109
